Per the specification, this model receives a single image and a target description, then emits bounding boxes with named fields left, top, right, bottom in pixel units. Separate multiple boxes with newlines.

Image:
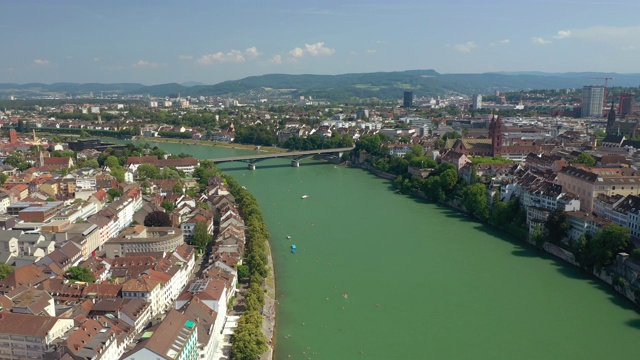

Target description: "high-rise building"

left=8, top=129, right=17, bottom=144
left=581, top=85, right=605, bottom=117
left=619, top=93, right=635, bottom=117
left=403, top=91, right=413, bottom=107
left=472, top=94, right=482, bottom=109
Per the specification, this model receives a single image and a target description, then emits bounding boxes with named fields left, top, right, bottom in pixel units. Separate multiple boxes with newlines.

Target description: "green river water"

left=118, top=140, right=640, bottom=359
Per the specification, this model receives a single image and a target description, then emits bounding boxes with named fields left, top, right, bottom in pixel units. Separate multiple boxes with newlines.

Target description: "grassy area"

left=470, top=156, right=515, bottom=164
left=354, top=84, right=384, bottom=91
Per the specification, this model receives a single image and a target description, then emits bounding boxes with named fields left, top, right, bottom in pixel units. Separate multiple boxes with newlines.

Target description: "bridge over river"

left=209, top=147, right=354, bottom=170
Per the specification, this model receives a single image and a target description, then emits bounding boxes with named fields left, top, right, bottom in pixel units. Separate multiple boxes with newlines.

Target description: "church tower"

left=606, top=102, right=616, bottom=135
left=489, top=114, right=503, bottom=156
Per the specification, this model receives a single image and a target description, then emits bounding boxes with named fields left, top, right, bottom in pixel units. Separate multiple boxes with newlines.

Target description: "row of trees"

left=280, top=133, right=354, bottom=151
left=222, top=173, right=270, bottom=360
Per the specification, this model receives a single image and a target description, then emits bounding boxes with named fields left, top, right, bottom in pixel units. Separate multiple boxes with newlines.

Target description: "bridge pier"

left=291, top=160, right=300, bottom=167
left=248, top=163, right=256, bottom=170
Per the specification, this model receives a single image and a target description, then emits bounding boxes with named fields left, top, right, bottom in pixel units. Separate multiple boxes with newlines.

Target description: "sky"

left=3, top=0, right=640, bottom=85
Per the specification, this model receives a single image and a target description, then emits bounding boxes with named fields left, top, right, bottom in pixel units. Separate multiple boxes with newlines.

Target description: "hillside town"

left=0, top=87, right=639, bottom=358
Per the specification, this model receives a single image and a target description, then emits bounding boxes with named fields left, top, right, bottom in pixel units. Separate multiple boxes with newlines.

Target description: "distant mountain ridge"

left=1, top=70, right=639, bottom=101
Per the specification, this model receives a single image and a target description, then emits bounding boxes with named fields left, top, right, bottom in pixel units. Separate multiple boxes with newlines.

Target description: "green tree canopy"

left=65, top=266, right=95, bottom=283
left=579, top=223, right=630, bottom=270
left=231, top=311, right=268, bottom=360
left=574, top=152, right=596, bottom=167
left=192, top=220, right=211, bottom=252
left=545, top=208, right=570, bottom=244
left=137, top=164, right=161, bottom=180
left=0, top=264, right=14, bottom=280
left=462, top=183, right=489, bottom=221
left=104, top=155, right=120, bottom=169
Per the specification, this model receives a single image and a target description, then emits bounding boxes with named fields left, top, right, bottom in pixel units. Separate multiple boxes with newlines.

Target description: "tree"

left=144, top=211, right=171, bottom=227
left=107, top=188, right=123, bottom=201
left=462, top=183, right=489, bottom=221
left=162, top=200, right=176, bottom=212
left=192, top=220, right=211, bottom=252
left=439, top=168, right=458, bottom=195
left=65, top=266, right=94, bottom=283
left=137, top=164, right=160, bottom=180
left=77, top=158, right=99, bottom=169
left=545, top=208, right=570, bottom=244
left=574, top=152, right=596, bottom=167
left=580, top=223, right=630, bottom=270
left=231, top=311, right=268, bottom=360
left=111, top=168, right=125, bottom=183
left=104, top=156, right=120, bottom=169
left=172, top=182, right=184, bottom=195
left=0, top=173, right=8, bottom=185
left=237, top=264, right=250, bottom=279
left=0, top=264, right=14, bottom=279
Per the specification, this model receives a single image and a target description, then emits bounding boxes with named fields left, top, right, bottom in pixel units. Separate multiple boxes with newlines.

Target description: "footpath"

left=260, top=241, right=277, bottom=360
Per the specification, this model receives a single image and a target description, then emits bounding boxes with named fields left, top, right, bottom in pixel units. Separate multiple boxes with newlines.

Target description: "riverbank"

left=261, top=241, right=276, bottom=360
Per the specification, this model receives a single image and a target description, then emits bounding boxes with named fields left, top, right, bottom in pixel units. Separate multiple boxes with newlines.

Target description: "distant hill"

left=2, top=70, right=640, bottom=101
left=181, top=81, right=207, bottom=87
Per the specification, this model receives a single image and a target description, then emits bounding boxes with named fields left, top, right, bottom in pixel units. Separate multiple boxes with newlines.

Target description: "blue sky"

left=3, top=0, right=640, bottom=85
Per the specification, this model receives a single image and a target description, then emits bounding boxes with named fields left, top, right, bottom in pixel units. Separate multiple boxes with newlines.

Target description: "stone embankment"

left=260, top=241, right=276, bottom=360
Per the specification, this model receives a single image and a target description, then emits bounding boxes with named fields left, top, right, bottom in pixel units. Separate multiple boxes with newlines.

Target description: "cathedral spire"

left=607, top=101, right=616, bottom=135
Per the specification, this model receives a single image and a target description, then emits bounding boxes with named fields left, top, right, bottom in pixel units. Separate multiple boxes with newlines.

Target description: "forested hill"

left=2, top=70, right=640, bottom=101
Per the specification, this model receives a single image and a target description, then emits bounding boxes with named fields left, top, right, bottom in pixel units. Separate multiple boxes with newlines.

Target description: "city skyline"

left=3, top=0, right=640, bottom=85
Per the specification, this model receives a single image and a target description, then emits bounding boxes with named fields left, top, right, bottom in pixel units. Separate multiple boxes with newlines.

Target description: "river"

left=115, top=139, right=640, bottom=359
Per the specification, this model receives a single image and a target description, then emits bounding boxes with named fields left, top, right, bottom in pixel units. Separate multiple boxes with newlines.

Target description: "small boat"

left=301, top=195, right=309, bottom=199
left=343, top=292, right=348, bottom=299
left=287, top=235, right=291, bottom=239
left=291, top=244, right=297, bottom=254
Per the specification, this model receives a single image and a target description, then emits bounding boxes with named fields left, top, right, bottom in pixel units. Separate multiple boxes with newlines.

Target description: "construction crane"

left=588, top=76, right=614, bottom=101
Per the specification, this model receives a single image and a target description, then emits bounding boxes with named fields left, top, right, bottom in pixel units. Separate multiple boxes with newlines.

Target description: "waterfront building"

left=581, top=85, right=605, bottom=117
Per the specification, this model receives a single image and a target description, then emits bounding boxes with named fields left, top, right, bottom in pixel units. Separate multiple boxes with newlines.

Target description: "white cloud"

left=553, top=30, right=571, bottom=39
left=366, top=49, right=377, bottom=55
left=198, top=51, right=244, bottom=64
left=93, top=57, right=100, bottom=62
left=245, top=47, right=260, bottom=58
left=288, top=42, right=335, bottom=59
left=499, top=39, right=510, bottom=44
left=304, top=42, right=335, bottom=56
left=34, top=59, right=49, bottom=65
left=178, top=55, right=193, bottom=60
left=289, top=47, right=305, bottom=58
left=532, top=37, right=552, bottom=45
left=453, top=41, right=477, bottom=53
left=132, top=60, right=159, bottom=69
left=269, top=55, right=283, bottom=65
left=197, top=47, right=260, bottom=65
